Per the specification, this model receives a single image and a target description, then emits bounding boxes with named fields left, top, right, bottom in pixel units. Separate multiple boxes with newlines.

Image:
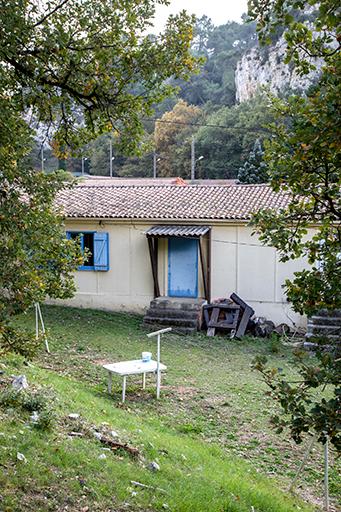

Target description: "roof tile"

left=56, top=183, right=290, bottom=221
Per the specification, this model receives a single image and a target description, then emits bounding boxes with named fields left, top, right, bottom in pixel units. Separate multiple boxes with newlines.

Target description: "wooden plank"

left=207, top=307, right=219, bottom=336
left=207, top=230, right=211, bottom=303
left=229, top=293, right=255, bottom=338
left=235, top=306, right=253, bottom=338
left=203, top=304, right=240, bottom=311
left=147, top=237, right=160, bottom=298
left=199, top=238, right=208, bottom=300
left=230, top=293, right=255, bottom=315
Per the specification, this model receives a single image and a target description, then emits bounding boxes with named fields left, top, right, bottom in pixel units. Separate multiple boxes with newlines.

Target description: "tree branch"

left=33, top=0, right=70, bottom=28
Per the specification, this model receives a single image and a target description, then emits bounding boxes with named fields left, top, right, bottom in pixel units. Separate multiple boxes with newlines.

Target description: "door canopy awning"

left=146, top=225, right=210, bottom=238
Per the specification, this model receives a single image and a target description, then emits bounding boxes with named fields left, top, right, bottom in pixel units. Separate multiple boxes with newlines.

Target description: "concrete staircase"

left=143, top=297, right=205, bottom=334
left=306, top=309, right=341, bottom=342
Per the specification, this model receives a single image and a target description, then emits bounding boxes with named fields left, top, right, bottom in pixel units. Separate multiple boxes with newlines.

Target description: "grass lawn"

left=0, top=305, right=339, bottom=511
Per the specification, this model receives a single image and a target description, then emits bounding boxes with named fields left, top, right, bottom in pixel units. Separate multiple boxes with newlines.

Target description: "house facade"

left=56, top=179, right=309, bottom=329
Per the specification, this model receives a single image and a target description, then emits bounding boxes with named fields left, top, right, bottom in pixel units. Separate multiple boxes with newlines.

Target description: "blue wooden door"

left=168, top=238, right=198, bottom=298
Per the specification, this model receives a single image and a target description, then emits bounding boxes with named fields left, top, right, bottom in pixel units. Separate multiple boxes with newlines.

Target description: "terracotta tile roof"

left=76, top=177, right=237, bottom=186
left=56, top=183, right=291, bottom=221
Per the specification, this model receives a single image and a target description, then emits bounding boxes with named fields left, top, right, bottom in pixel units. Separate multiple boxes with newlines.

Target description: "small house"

left=56, top=178, right=309, bottom=330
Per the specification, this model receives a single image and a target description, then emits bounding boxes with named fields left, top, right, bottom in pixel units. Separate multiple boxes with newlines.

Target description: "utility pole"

left=153, top=152, right=157, bottom=178
left=191, top=136, right=195, bottom=181
left=41, top=147, right=44, bottom=172
left=109, top=138, right=113, bottom=177
left=81, top=157, right=88, bottom=176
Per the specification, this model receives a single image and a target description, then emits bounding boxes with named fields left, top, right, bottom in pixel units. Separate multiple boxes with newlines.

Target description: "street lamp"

left=109, top=138, right=115, bottom=177
left=153, top=152, right=162, bottom=178
left=41, top=147, right=47, bottom=172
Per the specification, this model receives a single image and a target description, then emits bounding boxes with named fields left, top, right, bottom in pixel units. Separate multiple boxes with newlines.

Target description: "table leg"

left=122, top=375, right=127, bottom=403
left=142, top=373, right=146, bottom=390
left=108, top=371, right=112, bottom=394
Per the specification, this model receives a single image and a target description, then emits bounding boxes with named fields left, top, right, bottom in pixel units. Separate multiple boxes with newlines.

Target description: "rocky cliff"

left=235, top=36, right=322, bottom=103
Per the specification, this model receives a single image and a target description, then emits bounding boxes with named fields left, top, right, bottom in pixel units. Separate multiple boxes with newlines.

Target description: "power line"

left=143, top=118, right=269, bottom=132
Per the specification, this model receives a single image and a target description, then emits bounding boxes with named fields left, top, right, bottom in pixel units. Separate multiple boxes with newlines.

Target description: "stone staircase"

left=143, top=297, right=205, bottom=334
left=306, top=309, right=341, bottom=342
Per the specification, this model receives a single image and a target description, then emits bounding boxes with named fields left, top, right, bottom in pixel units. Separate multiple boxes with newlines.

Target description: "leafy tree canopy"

left=154, top=99, right=202, bottom=178
left=248, top=0, right=340, bottom=454
left=195, top=94, right=272, bottom=179
left=1, top=0, right=198, bottom=154
left=0, top=0, right=199, bottom=353
left=248, top=0, right=340, bottom=74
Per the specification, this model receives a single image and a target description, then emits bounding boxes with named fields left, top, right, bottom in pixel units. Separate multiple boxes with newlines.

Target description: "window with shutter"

left=66, top=231, right=109, bottom=271
left=94, top=232, right=109, bottom=271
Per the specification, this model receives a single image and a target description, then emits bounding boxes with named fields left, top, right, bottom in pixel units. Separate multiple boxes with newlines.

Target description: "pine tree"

left=238, top=140, right=268, bottom=184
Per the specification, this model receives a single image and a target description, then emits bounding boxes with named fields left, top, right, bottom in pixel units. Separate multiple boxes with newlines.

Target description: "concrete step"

left=306, top=333, right=340, bottom=342
left=310, top=309, right=341, bottom=318
left=145, top=308, right=200, bottom=320
left=307, top=324, right=341, bottom=336
left=309, top=316, right=341, bottom=326
left=144, top=315, right=198, bottom=328
left=149, top=298, right=204, bottom=311
left=144, top=324, right=196, bottom=335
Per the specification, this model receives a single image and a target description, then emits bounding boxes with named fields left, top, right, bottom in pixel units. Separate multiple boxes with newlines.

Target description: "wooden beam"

left=199, top=238, right=208, bottom=300
left=147, top=237, right=160, bottom=298
left=207, top=230, right=211, bottom=303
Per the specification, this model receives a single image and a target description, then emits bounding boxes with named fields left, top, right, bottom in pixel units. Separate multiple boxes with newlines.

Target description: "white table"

left=103, top=360, right=167, bottom=403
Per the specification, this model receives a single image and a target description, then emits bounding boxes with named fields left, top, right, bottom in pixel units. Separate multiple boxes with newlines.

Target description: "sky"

left=152, top=0, right=248, bottom=32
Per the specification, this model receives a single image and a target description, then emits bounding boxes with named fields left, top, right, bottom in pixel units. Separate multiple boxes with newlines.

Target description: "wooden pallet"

left=203, top=304, right=240, bottom=337
left=230, top=293, right=255, bottom=339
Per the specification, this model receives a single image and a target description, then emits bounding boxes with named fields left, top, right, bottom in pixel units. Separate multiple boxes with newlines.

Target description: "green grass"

left=0, top=305, right=339, bottom=511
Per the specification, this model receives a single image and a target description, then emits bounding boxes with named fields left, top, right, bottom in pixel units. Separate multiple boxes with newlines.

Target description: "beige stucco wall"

left=54, top=219, right=309, bottom=329
left=210, top=225, right=308, bottom=329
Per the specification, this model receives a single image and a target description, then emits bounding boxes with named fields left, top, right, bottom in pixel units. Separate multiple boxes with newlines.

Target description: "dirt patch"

left=163, top=385, right=198, bottom=398
left=92, top=358, right=112, bottom=366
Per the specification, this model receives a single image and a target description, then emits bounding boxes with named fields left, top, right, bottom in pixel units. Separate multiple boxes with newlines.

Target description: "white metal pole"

left=146, top=327, right=171, bottom=401
left=324, top=438, right=329, bottom=510
left=191, top=136, right=195, bottom=181
left=41, top=147, right=44, bottom=172
left=153, top=152, right=157, bottom=179
left=156, top=333, right=161, bottom=399
left=35, top=303, right=39, bottom=340
left=81, top=157, right=84, bottom=176
left=289, top=435, right=316, bottom=493
left=37, top=303, right=50, bottom=353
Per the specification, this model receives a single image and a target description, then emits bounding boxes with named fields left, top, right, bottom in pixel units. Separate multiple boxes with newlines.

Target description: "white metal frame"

left=35, top=303, right=50, bottom=353
left=146, top=327, right=172, bottom=399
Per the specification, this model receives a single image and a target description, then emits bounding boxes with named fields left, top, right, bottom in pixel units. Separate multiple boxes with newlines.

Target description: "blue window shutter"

left=66, top=231, right=71, bottom=240
left=93, top=232, right=109, bottom=271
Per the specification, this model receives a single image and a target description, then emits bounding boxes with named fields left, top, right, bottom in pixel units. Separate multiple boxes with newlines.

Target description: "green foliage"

left=0, top=325, right=42, bottom=358
left=195, top=94, right=273, bottom=178
left=154, top=99, right=203, bottom=178
left=252, top=350, right=340, bottom=453
left=249, top=0, right=341, bottom=455
left=0, top=0, right=198, bottom=154
left=0, top=385, right=57, bottom=431
left=251, top=70, right=341, bottom=315
left=249, top=1, right=341, bottom=315
left=0, top=0, right=199, bottom=345
left=248, top=0, right=340, bottom=74
left=177, top=19, right=257, bottom=107
left=238, top=139, right=269, bottom=183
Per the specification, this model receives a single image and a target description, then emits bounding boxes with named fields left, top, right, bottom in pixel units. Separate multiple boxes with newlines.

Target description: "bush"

left=0, top=385, right=57, bottom=431
left=0, top=325, right=42, bottom=358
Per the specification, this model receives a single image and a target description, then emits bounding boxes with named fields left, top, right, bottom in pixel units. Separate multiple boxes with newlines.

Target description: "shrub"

left=0, top=385, right=57, bottom=431
left=0, top=325, right=42, bottom=358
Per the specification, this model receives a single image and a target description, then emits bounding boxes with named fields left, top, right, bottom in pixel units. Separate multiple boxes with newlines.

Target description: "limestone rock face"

left=235, top=37, right=322, bottom=103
